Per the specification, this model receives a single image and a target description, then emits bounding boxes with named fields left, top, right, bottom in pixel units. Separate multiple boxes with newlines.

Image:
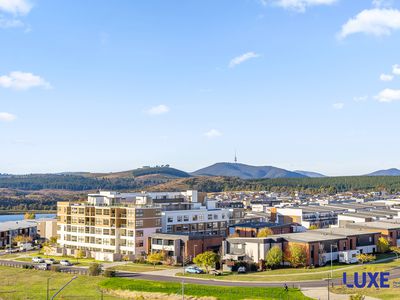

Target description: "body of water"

left=0, top=213, right=56, bottom=223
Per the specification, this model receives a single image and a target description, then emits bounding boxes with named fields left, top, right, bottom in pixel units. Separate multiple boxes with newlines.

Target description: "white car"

left=44, top=258, right=58, bottom=264
left=60, top=260, right=73, bottom=266
left=32, top=257, right=44, bottom=263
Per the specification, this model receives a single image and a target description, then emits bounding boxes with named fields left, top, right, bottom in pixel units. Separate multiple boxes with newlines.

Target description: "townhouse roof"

left=269, top=227, right=380, bottom=243
left=0, top=220, right=37, bottom=232
left=231, top=222, right=295, bottom=229
left=346, top=221, right=400, bottom=230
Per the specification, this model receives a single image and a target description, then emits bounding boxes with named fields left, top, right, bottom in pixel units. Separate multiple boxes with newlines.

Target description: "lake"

left=0, top=213, right=56, bottom=223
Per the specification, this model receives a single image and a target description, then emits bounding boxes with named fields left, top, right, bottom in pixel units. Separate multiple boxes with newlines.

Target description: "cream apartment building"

left=57, top=191, right=161, bottom=261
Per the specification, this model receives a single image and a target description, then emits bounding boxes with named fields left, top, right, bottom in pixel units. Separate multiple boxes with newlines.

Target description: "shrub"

left=103, top=269, right=116, bottom=277
left=22, top=264, right=34, bottom=269
left=350, top=294, right=365, bottom=300
left=88, top=263, right=102, bottom=276
left=356, top=253, right=376, bottom=264
left=377, top=237, right=390, bottom=253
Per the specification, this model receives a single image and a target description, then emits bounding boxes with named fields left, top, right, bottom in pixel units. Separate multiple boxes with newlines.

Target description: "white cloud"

left=265, top=0, right=337, bottom=12
left=392, top=64, right=400, bottom=75
left=204, top=129, right=222, bottom=138
left=375, top=88, right=400, bottom=102
left=0, top=71, right=51, bottom=90
left=0, top=17, right=24, bottom=28
left=353, top=95, right=368, bottom=102
left=146, top=104, right=170, bottom=115
left=332, top=102, right=344, bottom=110
left=338, top=9, right=400, bottom=39
left=380, top=73, right=394, bottom=81
left=372, top=0, right=393, bottom=8
left=0, top=0, right=32, bottom=16
left=229, top=52, right=260, bottom=68
left=0, top=112, right=17, bottom=122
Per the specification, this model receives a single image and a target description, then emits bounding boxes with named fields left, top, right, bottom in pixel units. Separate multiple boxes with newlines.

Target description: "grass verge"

left=99, top=278, right=312, bottom=300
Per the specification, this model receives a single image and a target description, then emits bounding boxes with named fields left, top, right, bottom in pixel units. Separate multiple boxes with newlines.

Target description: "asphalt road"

left=2, top=259, right=400, bottom=289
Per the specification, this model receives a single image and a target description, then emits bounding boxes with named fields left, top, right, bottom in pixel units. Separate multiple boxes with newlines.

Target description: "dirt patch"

left=104, top=289, right=217, bottom=300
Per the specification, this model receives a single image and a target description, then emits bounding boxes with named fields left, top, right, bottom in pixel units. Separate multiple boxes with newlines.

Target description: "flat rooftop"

left=347, top=221, right=400, bottom=230
left=0, top=220, right=37, bottom=232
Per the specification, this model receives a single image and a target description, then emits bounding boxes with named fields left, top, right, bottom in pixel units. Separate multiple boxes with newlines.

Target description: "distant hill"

left=366, top=168, right=400, bottom=176
left=191, top=162, right=307, bottom=179
left=293, top=170, right=326, bottom=178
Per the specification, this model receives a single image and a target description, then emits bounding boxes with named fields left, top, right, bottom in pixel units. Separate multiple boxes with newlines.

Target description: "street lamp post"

left=50, top=276, right=78, bottom=300
left=330, top=244, right=336, bottom=279
left=47, top=278, right=51, bottom=300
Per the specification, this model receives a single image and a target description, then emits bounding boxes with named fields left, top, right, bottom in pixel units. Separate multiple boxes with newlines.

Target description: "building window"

left=199, top=215, right=204, bottom=221
left=177, top=216, right=183, bottom=222
left=192, top=215, right=198, bottom=221
left=135, top=220, right=143, bottom=227
left=184, top=216, right=189, bottom=222
left=208, top=214, right=212, bottom=220
left=214, top=214, right=218, bottom=220
left=167, top=217, right=174, bottom=223
left=136, top=240, right=144, bottom=247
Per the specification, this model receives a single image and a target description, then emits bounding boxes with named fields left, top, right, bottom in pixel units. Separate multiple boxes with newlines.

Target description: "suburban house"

left=147, top=233, right=224, bottom=263
left=222, top=227, right=380, bottom=266
left=272, top=206, right=346, bottom=229
left=345, top=221, right=400, bottom=246
left=0, top=220, right=37, bottom=248
left=229, top=222, right=304, bottom=237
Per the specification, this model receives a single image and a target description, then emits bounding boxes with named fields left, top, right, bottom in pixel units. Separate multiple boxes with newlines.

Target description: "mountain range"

left=192, top=163, right=308, bottom=179
left=365, top=168, right=400, bottom=177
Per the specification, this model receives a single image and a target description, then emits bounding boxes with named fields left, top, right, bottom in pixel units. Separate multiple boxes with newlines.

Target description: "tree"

left=193, top=251, right=219, bottom=274
left=24, top=212, right=36, bottom=220
left=308, top=225, right=319, bottom=230
left=147, top=252, right=164, bottom=268
left=257, top=228, right=273, bottom=238
left=13, top=235, right=32, bottom=244
left=75, top=249, right=85, bottom=263
left=285, top=244, right=307, bottom=268
left=88, top=263, right=102, bottom=276
left=49, top=236, right=58, bottom=245
left=356, top=253, right=376, bottom=264
left=265, top=246, right=283, bottom=269
left=377, top=237, right=390, bottom=253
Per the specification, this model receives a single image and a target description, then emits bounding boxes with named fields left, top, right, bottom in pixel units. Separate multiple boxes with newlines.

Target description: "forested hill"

left=0, top=174, right=149, bottom=191
left=148, top=176, right=400, bottom=194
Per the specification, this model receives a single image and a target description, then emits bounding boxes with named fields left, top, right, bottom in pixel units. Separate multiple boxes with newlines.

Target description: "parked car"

left=35, top=263, right=49, bottom=270
left=60, top=260, right=73, bottom=266
left=44, top=258, right=58, bottom=264
left=32, top=257, right=45, bottom=263
left=185, top=266, right=204, bottom=274
left=210, top=270, right=222, bottom=276
left=237, top=266, right=246, bottom=274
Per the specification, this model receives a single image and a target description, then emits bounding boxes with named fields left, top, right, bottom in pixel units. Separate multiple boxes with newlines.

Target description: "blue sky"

left=1, top=0, right=400, bottom=176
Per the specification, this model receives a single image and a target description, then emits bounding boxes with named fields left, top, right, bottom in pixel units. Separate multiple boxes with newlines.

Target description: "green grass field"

left=0, top=266, right=120, bottom=299
left=15, top=253, right=99, bottom=266
left=332, top=280, right=400, bottom=300
left=99, top=278, right=312, bottom=300
left=0, top=265, right=312, bottom=300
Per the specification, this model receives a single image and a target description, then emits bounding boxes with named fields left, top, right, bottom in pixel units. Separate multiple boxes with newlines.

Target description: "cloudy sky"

left=1, top=0, right=400, bottom=175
